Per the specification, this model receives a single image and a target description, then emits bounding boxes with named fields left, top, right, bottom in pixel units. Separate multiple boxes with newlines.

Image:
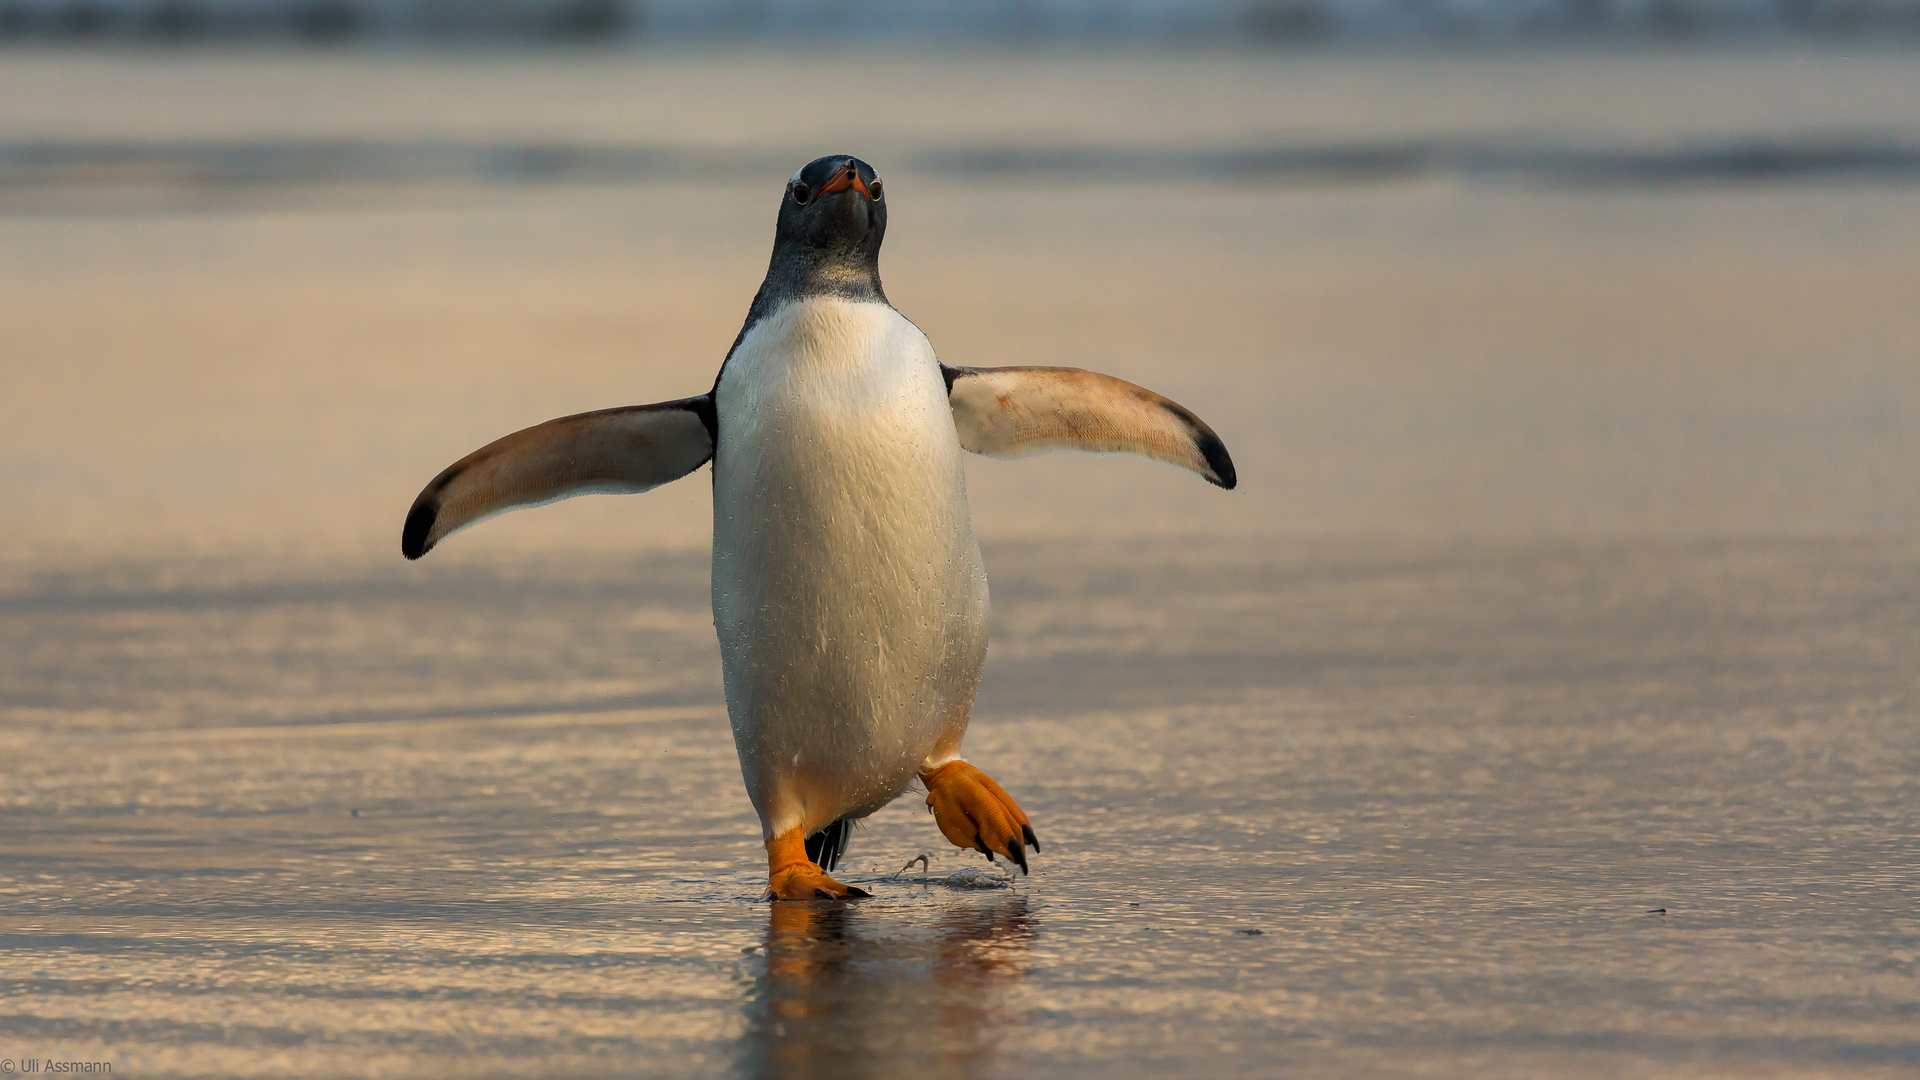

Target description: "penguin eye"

left=867, top=179, right=883, bottom=201
left=789, top=181, right=812, bottom=205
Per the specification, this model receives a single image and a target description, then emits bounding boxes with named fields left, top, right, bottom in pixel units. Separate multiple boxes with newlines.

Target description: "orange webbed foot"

left=766, top=830, right=871, bottom=901
left=921, top=760, right=1041, bottom=874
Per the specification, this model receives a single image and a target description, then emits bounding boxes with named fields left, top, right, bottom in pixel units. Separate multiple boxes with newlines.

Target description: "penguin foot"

left=921, top=760, right=1040, bottom=874
left=765, top=829, right=871, bottom=901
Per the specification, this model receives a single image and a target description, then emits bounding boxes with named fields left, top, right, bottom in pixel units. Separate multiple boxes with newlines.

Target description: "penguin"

left=401, top=155, right=1236, bottom=901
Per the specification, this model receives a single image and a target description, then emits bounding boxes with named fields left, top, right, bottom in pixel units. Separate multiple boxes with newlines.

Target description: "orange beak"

left=813, top=164, right=872, bottom=200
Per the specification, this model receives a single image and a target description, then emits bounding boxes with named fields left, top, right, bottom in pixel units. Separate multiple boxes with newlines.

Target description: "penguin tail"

left=805, top=818, right=856, bottom=872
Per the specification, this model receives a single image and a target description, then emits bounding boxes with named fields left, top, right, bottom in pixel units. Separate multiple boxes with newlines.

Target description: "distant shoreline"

left=1, top=0, right=1916, bottom=48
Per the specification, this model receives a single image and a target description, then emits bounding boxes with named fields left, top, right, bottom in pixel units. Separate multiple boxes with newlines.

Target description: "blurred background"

left=2, top=12, right=1917, bottom=1080
left=1, top=0, right=1919, bottom=44
left=3, top=41, right=1918, bottom=564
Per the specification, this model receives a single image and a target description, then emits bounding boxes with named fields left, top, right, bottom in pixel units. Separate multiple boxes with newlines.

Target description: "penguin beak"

left=814, top=165, right=872, bottom=200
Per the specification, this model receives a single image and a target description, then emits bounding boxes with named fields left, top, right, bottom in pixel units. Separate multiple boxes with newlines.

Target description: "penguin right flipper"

left=943, top=365, right=1236, bottom=489
left=402, top=396, right=715, bottom=560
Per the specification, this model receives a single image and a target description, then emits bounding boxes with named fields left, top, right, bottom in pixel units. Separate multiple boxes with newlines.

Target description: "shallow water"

left=2, top=47, right=1919, bottom=1078
left=4, top=538, right=1918, bottom=1077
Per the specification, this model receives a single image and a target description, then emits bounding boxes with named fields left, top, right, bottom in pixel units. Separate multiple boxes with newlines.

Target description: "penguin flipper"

left=402, top=396, right=715, bottom=559
left=943, top=365, right=1236, bottom=489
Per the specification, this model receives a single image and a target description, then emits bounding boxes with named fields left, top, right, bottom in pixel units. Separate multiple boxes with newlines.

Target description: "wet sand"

left=2, top=48, right=1918, bottom=1078
left=5, top=538, right=1917, bottom=1077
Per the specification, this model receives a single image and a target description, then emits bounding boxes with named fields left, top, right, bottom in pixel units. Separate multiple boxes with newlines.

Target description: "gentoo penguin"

left=401, top=155, right=1235, bottom=900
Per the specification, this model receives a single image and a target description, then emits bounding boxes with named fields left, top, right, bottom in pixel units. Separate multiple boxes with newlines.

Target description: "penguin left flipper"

left=943, top=365, right=1236, bottom=489
left=402, top=396, right=715, bottom=559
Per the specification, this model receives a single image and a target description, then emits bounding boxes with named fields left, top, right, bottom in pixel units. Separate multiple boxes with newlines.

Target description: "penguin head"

left=770, top=155, right=888, bottom=288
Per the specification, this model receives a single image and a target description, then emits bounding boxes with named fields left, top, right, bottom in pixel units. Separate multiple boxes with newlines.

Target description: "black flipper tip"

left=1197, top=430, right=1237, bottom=490
left=1157, top=399, right=1237, bottom=490
left=401, top=501, right=437, bottom=561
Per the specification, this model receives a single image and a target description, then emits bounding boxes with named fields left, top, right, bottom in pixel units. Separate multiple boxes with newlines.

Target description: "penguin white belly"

left=711, top=296, right=988, bottom=841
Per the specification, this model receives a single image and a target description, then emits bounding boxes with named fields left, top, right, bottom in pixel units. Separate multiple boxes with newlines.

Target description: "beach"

left=2, top=46, right=1917, bottom=1077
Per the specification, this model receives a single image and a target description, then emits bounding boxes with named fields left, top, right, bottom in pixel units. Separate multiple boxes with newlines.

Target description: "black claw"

left=814, top=888, right=833, bottom=900
left=844, top=885, right=872, bottom=899
left=1007, top=837, right=1028, bottom=874
left=1022, top=823, right=1040, bottom=853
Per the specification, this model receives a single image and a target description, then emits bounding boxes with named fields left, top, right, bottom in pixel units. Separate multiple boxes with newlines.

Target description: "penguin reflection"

left=742, top=896, right=1033, bottom=1080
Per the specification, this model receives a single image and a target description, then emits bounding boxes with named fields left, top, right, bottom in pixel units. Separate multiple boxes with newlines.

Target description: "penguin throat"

left=762, top=245, right=886, bottom=309
left=805, top=259, right=880, bottom=294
